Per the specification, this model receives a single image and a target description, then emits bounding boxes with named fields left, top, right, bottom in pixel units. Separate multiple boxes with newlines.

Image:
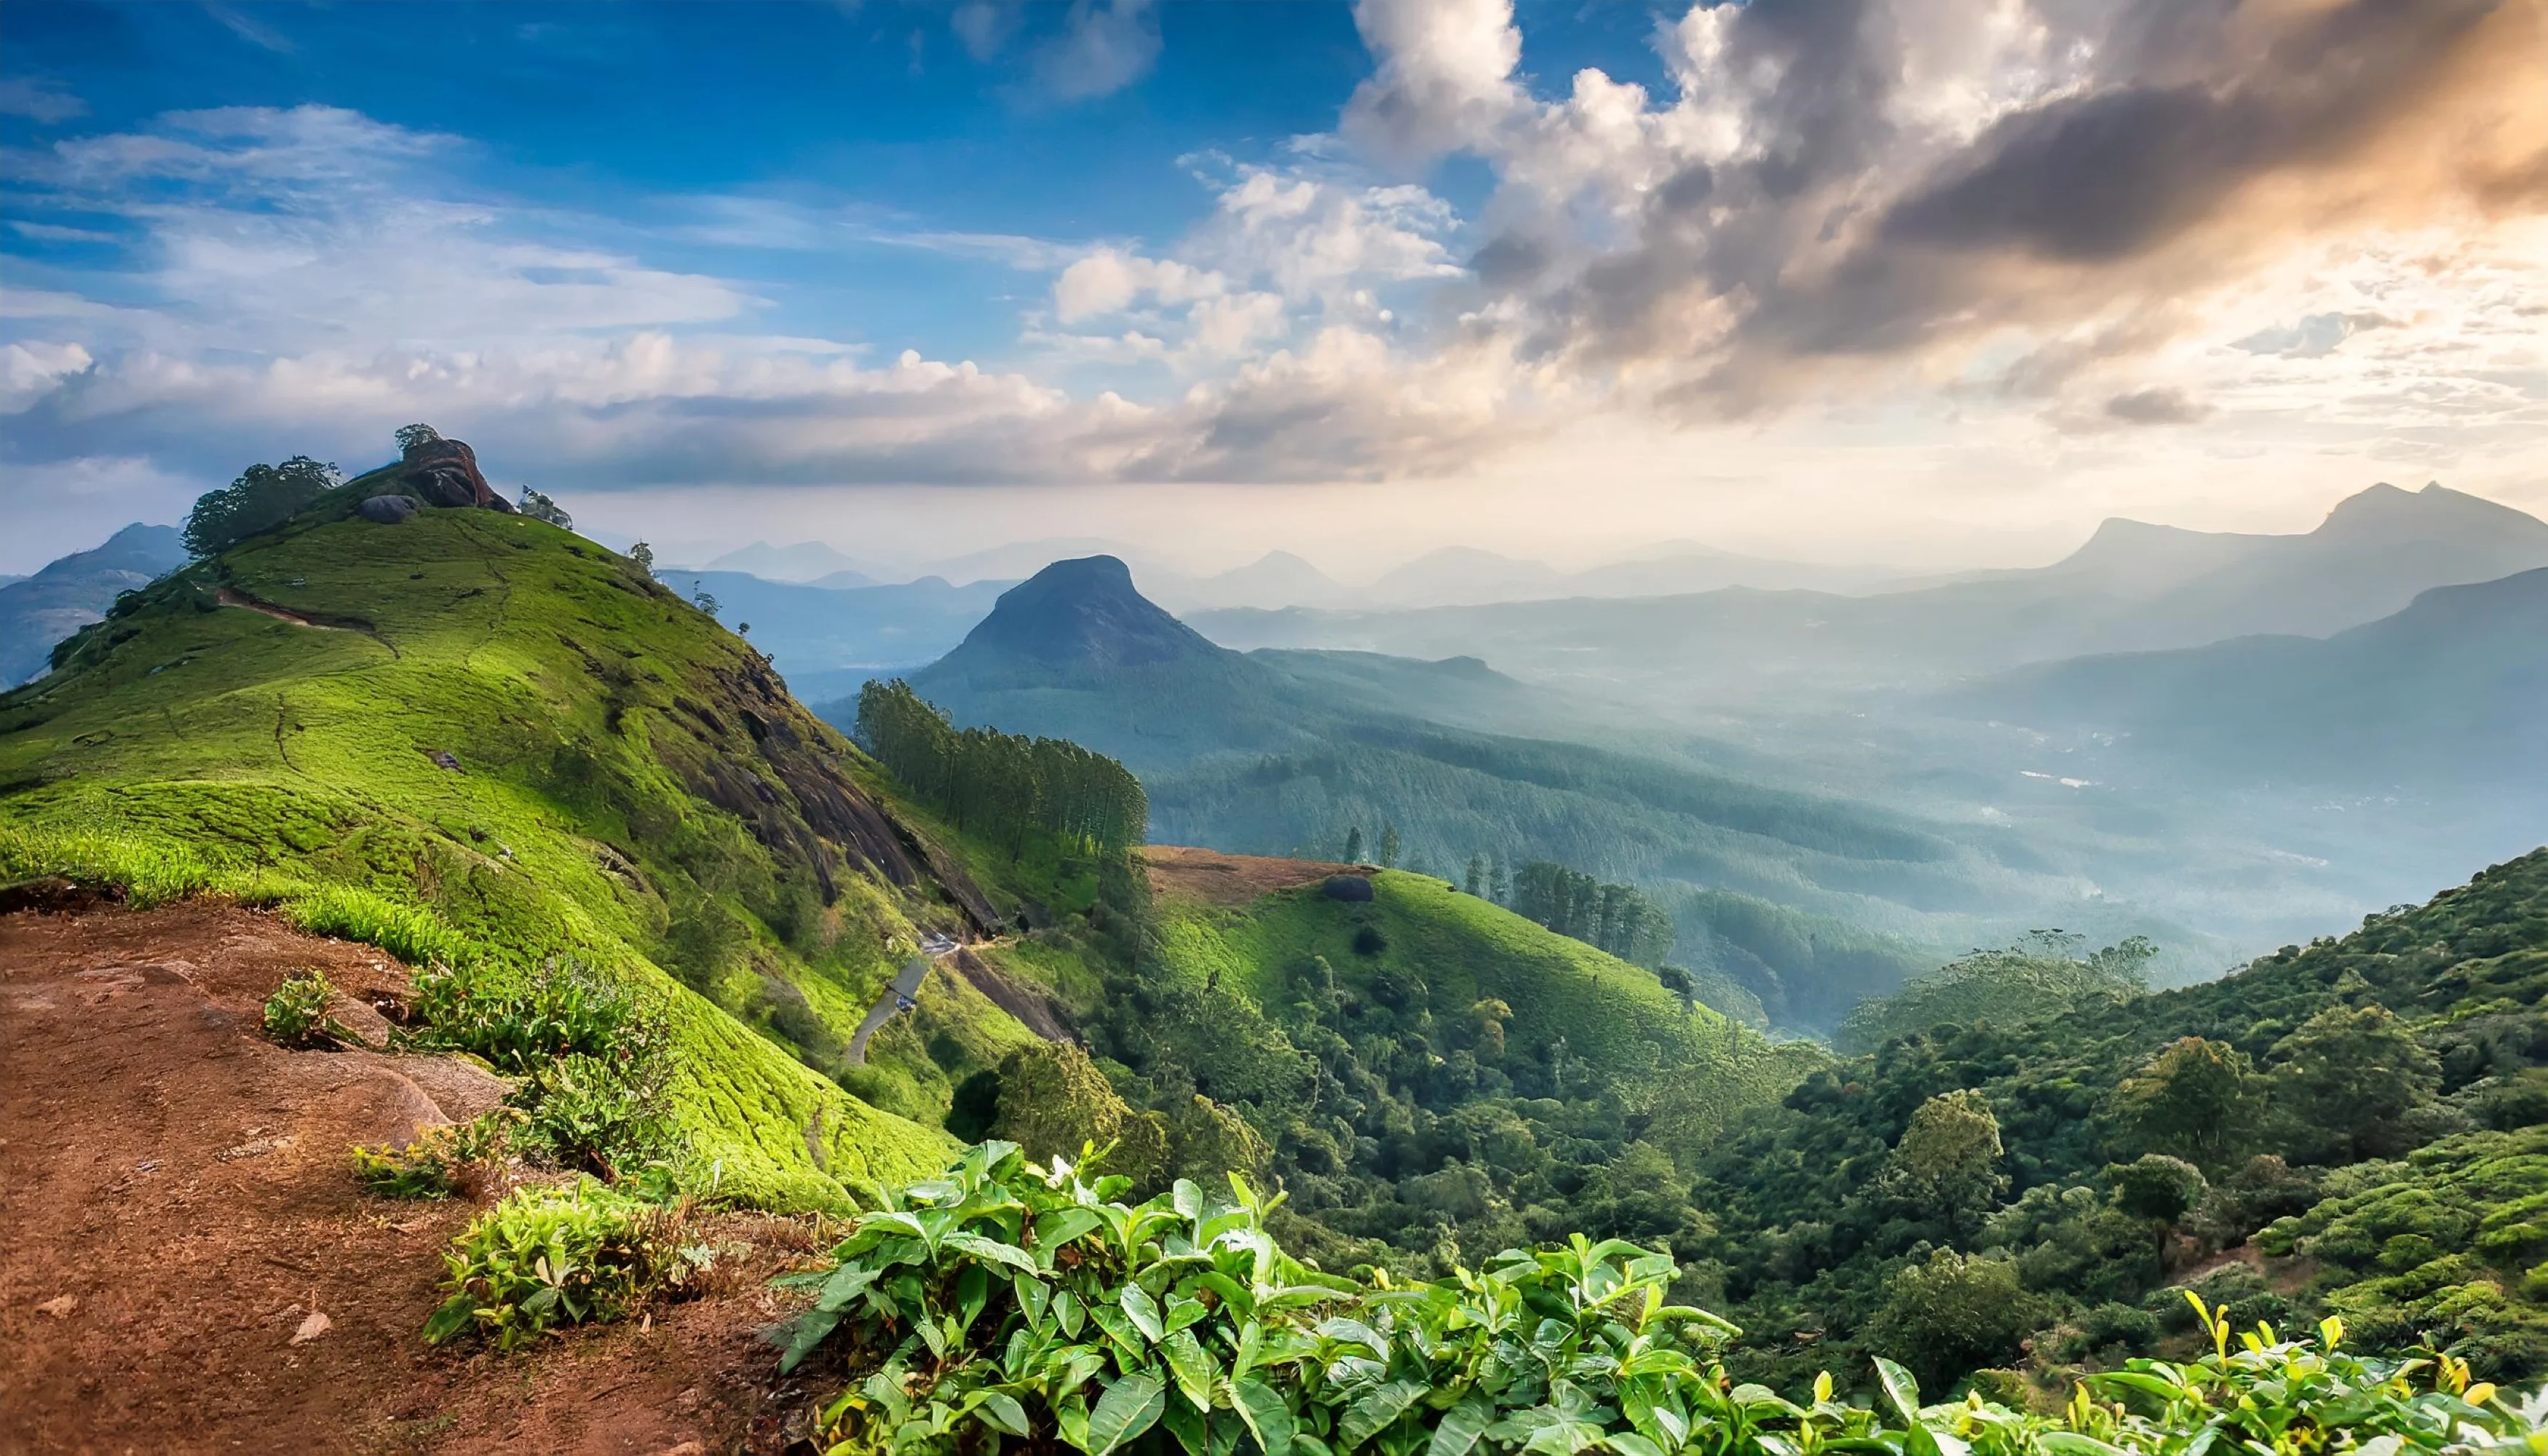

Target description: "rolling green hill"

left=879, top=556, right=2094, bottom=1031
left=0, top=478, right=1047, bottom=1208
left=982, top=846, right=1820, bottom=1274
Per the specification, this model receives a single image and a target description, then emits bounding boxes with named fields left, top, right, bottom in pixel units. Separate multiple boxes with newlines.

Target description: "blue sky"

left=4, top=0, right=2543, bottom=576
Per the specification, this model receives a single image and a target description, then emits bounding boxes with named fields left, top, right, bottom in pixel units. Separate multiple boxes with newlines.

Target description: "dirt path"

left=0, top=901, right=826, bottom=1455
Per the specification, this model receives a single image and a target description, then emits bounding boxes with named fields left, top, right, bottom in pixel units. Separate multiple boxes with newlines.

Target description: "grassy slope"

left=1146, top=868, right=1810, bottom=1157
left=0, top=496, right=1037, bottom=1208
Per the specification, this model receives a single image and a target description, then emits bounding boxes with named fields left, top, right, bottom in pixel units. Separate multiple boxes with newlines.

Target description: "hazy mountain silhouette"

left=702, top=539, right=875, bottom=584
left=1944, top=567, right=2548, bottom=789
left=1192, top=483, right=2548, bottom=703
left=1, top=523, right=189, bottom=687
left=1174, top=550, right=1348, bottom=610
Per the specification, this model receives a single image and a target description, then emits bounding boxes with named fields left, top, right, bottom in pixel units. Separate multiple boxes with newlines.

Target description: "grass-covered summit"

left=0, top=479, right=1023, bottom=1206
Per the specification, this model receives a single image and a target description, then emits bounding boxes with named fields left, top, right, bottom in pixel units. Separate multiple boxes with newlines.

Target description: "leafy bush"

left=352, top=1109, right=521, bottom=1200
left=514, top=1052, right=677, bottom=1179
left=422, top=1177, right=703, bottom=1350
left=411, top=957, right=657, bottom=1075
left=776, top=1142, right=2541, bottom=1455
left=262, top=970, right=345, bottom=1048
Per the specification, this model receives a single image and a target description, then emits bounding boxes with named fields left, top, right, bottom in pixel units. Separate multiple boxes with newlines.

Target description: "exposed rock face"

left=398, top=438, right=514, bottom=512
left=357, top=494, right=419, bottom=524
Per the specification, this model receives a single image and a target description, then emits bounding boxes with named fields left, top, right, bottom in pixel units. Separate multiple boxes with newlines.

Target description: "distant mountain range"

left=1, top=523, right=189, bottom=687
left=1192, top=483, right=2548, bottom=706
left=700, top=539, right=879, bottom=585
left=1944, top=567, right=2548, bottom=792
left=863, top=556, right=2193, bottom=1029
left=657, top=568, right=1013, bottom=703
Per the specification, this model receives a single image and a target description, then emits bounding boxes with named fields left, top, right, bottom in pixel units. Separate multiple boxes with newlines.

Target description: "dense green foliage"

left=1683, top=848, right=2548, bottom=1390
left=772, top=1141, right=2541, bottom=1456
left=858, top=678, right=1147, bottom=857
left=424, top=1176, right=708, bottom=1350
left=1024, top=865, right=1811, bottom=1280
left=1835, top=933, right=2156, bottom=1054
left=181, top=456, right=341, bottom=560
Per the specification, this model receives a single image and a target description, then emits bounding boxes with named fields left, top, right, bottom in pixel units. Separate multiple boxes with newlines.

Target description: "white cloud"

left=0, top=76, right=87, bottom=124
left=1033, top=0, right=1162, bottom=101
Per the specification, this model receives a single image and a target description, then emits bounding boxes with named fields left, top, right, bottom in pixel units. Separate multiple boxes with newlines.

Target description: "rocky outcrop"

left=398, top=438, right=514, bottom=512
left=1323, top=874, right=1375, bottom=902
left=357, top=494, right=419, bottom=524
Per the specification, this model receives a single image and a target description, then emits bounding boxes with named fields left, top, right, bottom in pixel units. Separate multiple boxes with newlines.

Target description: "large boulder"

left=1322, top=874, right=1374, bottom=902
left=398, top=438, right=514, bottom=512
left=357, top=494, right=419, bottom=525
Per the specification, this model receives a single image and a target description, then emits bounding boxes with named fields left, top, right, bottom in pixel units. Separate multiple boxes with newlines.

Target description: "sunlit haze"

left=5, top=0, right=2544, bottom=575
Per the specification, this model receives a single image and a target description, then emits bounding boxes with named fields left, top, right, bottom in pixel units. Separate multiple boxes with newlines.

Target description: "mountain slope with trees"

left=1685, top=846, right=2548, bottom=1389
left=871, top=558, right=2105, bottom=1032
left=0, top=521, right=189, bottom=687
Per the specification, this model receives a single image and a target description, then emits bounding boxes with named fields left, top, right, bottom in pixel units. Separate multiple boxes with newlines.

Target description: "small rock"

left=429, top=751, right=461, bottom=771
left=218, top=1136, right=291, bottom=1162
left=652, top=1444, right=704, bottom=1456
left=290, top=1311, right=332, bottom=1345
left=36, top=1295, right=77, bottom=1318
left=326, top=993, right=395, bottom=1049
left=135, top=1158, right=162, bottom=1173
left=358, top=494, right=421, bottom=525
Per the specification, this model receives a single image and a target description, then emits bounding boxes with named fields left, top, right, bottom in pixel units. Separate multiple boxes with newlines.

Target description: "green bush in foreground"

left=423, top=1176, right=707, bottom=1350
left=777, top=1142, right=2543, bottom=1456
left=261, top=970, right=345, bottom=1048
left=352, top=1109, right=522, bottom=1200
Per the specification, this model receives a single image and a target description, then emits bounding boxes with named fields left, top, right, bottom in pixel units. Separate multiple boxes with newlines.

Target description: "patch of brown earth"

left=0, top=901, right=828, bottom=1455
left=1141, top=844, right=1364, bottom=908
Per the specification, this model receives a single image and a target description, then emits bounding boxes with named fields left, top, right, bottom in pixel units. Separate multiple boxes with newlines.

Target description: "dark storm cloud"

left=1525, top=0, right=2539, bottom=411
left=1880, top=0, right=2501, bottom=261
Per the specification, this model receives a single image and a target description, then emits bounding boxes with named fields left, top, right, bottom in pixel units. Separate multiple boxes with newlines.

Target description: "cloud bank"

left=3, top=0, right=2542, bottom=551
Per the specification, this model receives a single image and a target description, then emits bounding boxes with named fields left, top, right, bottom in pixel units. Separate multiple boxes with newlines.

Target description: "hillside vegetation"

left=0, top=477, right=1034, bottom=1206
left=1686, top=847, right=2548, bottom=1390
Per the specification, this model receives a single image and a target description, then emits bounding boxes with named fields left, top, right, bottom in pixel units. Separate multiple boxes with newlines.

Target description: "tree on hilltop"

left=183, top=456, right=341, bottom=558
left=395, top=423, right=442, bottom=454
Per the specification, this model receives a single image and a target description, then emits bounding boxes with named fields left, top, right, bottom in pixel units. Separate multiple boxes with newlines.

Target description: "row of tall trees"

left=1509, top=860, right=1677, bottom=968
left=855, top=679, right=1145, bottom=858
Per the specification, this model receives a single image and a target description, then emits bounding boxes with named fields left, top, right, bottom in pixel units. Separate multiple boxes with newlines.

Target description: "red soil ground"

left=0, top=901, right=835, bottom=1455
left=1140, top=844, right=1364, bottom=908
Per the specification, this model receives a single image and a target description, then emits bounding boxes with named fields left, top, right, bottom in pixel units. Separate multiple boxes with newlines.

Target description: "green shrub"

left=775, top=1143, right=2541, bottom=1455
left=411, top=957, right=654, bottom=1075
left=261, top=970, right=344, bottom=1048
left=514, top=1052, right=677, bottom=1179
left=351, top=1109, right=522, bottom=1200
left=422, top=1177, right=704, bottom=1350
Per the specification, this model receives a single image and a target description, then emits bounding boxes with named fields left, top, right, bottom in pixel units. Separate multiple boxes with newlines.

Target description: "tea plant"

left=513, top=1051, right=677, bottom=1179
left=262, top=970, right=346, bottom=1048
left=775, top=1142, right=2544, bottom=1456
left=351, top=1109, right=523, bottom=1200
left=422, top=1176, right=705, bottom=1350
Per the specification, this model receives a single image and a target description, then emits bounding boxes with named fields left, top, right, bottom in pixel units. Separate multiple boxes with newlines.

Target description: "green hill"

left=882, top=556, right=2070, bottom=1031
left=1005, top=847, right=1816, bottom=1273
left=0, top=478, right=1052, bottom=1208
left=1686, top=845, right=2548, bottom=1388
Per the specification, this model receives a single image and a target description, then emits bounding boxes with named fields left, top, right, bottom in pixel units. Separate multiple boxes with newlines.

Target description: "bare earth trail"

left=0, top=901, right=825, bottom=1455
